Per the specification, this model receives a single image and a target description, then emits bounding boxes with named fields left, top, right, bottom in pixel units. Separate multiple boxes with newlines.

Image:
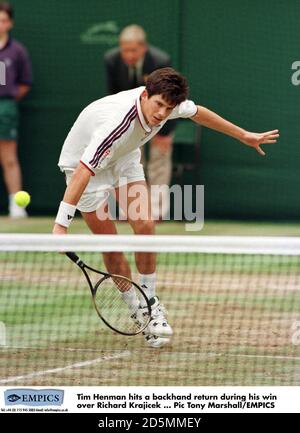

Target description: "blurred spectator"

left=0, top=2, right=32, bottom=218
left=104, top=24, right=176, bottom=219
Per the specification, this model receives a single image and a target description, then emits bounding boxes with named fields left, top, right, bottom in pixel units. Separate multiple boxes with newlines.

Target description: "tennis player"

left=53, top=67, right=279, bottom=348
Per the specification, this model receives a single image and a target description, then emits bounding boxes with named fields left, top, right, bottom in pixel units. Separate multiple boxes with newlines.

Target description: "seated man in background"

left=104, top=24, right=176, bottom=219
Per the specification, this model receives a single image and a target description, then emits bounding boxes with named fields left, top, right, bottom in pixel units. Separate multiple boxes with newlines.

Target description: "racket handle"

left=65, top=251, right=80, bottom=264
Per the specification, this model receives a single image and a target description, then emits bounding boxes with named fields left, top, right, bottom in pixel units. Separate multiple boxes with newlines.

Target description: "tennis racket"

left=65, top=252, right=151, bottom=335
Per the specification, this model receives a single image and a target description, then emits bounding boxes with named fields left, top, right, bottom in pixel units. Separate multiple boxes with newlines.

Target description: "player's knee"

left=133, top=219, right=155, bottom=235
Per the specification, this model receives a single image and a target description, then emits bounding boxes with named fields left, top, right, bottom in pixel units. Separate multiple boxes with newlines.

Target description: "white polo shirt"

left=58, top=87, right=197, bottom=176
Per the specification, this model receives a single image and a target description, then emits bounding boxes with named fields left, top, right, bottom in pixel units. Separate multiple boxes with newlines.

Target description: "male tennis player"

left=53, top=67, right=279, bottom=348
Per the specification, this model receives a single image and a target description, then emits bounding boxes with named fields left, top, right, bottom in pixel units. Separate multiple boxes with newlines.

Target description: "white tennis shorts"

left=64, top=153, right=145, bottom=213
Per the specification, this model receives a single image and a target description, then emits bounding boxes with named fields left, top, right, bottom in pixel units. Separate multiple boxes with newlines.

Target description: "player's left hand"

left=241, top=129, right=279, bottom=156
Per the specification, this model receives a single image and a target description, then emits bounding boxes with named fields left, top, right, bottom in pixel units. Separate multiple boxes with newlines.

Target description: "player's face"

left=141, top=93, right=175, bottom=127
left=0, top=12, right=13, bottom=37
left=119, top=41, right=147, bottom=66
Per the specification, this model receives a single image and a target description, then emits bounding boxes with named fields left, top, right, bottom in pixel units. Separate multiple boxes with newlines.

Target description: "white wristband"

left=55, top=201, right=77, bottom=228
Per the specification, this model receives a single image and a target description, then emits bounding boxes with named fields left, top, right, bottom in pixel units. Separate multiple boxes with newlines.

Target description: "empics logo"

left=4, top=389, right=64, bottom=406
left=0, top=61, right=6, bottom=85
left=6, top=394, right=21, bottom=403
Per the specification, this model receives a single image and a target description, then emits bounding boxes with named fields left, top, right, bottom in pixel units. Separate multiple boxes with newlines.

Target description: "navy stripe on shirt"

left=89, top=105, right=137, bottom=168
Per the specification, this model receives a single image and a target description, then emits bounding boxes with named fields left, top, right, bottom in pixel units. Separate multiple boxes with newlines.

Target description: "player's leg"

left=115, top=179, right=155, bottom=279
left=115, top=179, right=173, bottom=345
left=0, top=139, right=27, bottom=218
left=65, top=167, right=132, bottom=279
left=81, top=202, right=142, bottom=312
left=81, top=202, right=131, bottom=278
left=147, top=133, right=174, bottom=220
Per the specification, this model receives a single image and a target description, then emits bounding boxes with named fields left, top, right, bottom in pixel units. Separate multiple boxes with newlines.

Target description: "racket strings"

left=111, top=275, right=132, bottom=292
left=94, top=275, right=150, bottom=334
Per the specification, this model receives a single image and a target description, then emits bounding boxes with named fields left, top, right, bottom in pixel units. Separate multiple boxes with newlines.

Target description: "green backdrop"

left=1, top=0, right=299, bottom=219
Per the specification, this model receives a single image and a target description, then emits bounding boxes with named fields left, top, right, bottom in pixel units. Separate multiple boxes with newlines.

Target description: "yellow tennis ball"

left=14, top=191, right=31, bottom=207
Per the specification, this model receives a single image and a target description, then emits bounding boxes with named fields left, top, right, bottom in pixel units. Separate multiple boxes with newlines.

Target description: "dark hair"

left=145, top=67, right=188, bottom=106
left=0, top=2, right=13, bottom=19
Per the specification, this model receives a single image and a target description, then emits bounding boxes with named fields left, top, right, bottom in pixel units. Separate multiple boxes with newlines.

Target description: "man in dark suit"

left=104, top=24, right=176, bottom=220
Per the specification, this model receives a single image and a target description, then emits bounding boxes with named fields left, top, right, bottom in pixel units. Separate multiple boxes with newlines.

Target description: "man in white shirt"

left=53, top=67, right=279, bottom=348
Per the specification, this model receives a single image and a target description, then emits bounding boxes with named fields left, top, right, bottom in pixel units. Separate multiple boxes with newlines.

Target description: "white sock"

left=139, top=273, right=156, bottom=305
left=121, top=286, right=140, bottom=313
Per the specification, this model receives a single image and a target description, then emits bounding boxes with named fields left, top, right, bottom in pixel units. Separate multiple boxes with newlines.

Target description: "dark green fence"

left=1, top=0, right=299, bottom=219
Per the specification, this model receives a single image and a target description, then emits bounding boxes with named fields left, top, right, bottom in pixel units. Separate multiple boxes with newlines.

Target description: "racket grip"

left=65, top=251, right=80, bottom=264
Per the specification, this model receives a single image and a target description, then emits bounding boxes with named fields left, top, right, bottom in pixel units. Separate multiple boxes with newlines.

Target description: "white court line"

left=0, top=350, right=131, bottom=384
left=1, top=348, right=299, bottom=385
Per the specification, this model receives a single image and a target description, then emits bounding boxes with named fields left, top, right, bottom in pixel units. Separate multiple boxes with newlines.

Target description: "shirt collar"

left=135, top=88, right=152, bottom=133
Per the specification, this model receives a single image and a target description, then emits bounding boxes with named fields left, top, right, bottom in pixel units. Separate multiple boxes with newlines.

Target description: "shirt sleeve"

left=16, top=45, right=33, bottom=86
left=80, top=106, right=137, bottom=174
left=168, top=100, right=198, bottom=120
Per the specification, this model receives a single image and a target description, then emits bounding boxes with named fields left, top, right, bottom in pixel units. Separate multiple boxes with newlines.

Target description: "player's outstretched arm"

left=52, top=162, right=92, bottom=235
left=191, top=105, right=279, bottom=156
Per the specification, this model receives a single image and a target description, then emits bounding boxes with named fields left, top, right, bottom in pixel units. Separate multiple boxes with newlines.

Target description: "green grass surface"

left=1, top=244, right=300, bottom=386
left=1, top=215, right=300, bottom=235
